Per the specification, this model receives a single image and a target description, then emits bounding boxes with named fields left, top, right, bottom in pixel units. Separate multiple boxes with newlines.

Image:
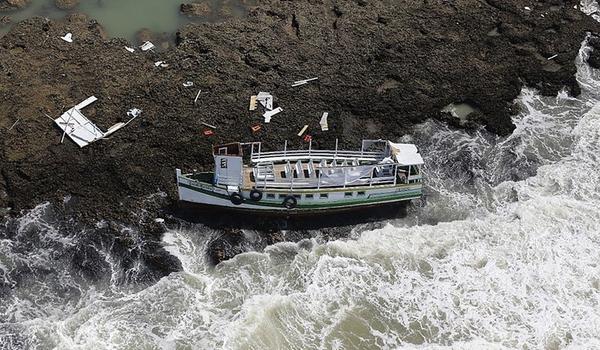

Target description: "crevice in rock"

left=291, top=13, right=300, bottom=38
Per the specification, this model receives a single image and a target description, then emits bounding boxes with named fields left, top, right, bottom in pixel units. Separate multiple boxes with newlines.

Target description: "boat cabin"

left=210, top=140, right=423, bottom=191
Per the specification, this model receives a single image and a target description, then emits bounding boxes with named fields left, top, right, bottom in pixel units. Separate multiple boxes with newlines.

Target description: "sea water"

left=0, top=0, right=249, bottom=42
left=2, top=2, right=600, bottom=350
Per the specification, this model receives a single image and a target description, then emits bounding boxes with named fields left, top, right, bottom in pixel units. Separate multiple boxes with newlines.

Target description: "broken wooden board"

left=320, top=112, right=329, bottom=131
left=263, top=107, right=282, bottom=123
left=297, top=124, right=309, bottom=137
left=54, top=96, right=104, bottom=148
left=292, top=77, right=318, bottom=87
left=249, top=95, right=257, bottom=111
left=256, top=92, right=273, bottom=110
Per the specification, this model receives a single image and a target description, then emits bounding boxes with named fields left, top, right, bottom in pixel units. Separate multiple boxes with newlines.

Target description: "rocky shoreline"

left=0, top=1, right=598, bottom=264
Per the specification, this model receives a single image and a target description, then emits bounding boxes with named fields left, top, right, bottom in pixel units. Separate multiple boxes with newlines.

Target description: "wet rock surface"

left=0, top=0, right=29, bottom=11
left=54, top=0, right=79, bottom=10
left=0, top=1, right=597, bottom=240
left=180, top=2, right=212, bottom=17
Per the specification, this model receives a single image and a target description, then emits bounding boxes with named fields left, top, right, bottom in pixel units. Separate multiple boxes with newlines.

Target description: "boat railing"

left=254, top=163, right=403, bottom=190
left=251, top=150, right=384, bottom=163
left=249, top=139, right=388, bottom=163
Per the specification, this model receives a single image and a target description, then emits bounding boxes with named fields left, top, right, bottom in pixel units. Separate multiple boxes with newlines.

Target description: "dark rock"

left=588, top=34, right=600, bottom=69
left=0, top=0, right=28, bottom=11
left=206, top=229, right=248, bottom=265
left=0, top=0, right=597, bottom=227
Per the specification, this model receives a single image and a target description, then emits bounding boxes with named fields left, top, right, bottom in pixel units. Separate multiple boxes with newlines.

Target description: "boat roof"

left=212, top=140, right=424, bottom=166
left=388, top=142, right=424, bottom=165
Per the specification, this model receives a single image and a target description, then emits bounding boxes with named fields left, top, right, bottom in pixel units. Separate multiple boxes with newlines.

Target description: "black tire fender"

left=230, top=192, right=244, bottom=205
left=282, top=195, right=297, bottom=209
left=249, top=189, right=263, bottom=201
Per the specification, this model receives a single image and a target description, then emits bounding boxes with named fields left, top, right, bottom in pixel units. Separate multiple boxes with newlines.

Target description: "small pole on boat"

left=317, top=169, right=322, bottom=189
left=284, top=140, right=288, bottom=157
left=308, top=138, right=312, bottom=156
left=334, top=138, right=338, bottom=158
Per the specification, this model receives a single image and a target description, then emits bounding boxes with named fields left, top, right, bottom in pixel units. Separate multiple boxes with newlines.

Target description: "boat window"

left=294, top=194, right=301, bottom=199
left=344, top=192, right=353, bottom=198
left=320, top=193, right=328, bottom=198
left=280, top=171, right=287, bottom=178
left=304, top=169, right=310, bottom=178
left=279, top=194, right=287, bottom=199
left=267, top=194, right=275, bottom=199
left=218, top=147, right=227, bottom=155
left=306, top=194, right=314, bottom=199
left=410, top=166, right=420, bottom=176
left=357, top=191, right=366, bottom=196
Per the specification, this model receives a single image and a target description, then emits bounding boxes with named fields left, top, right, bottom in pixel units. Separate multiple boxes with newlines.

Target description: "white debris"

left=54, top=97, right=139, bottom=148
left=125, top=46, right=135, bottom=53
left=154, top=218, right=165, bottom=223
left=263, top=107, right=282, bottom=123
left=201, top=122, right=217, bottom=129
left=194, top=89, right=202, bottom=104
left=183, top=81, right=194, bottom=87
left=154, top=61, right=169, bottom=68
left=320, top=112, right=329, bottom=131
left=547, top=54, right=558, bottom=60
left=297, top=124, right=309, bottom=137
left=524, top=6, right=531, bottom=11
left=60, top=33, right=73, bottom=43
left=256, top=92, right=273, bottom=110
left=140, top=41, right=155, bottom=51
left=8, top=118, right=20, bottom=131
left=127, top=108, right=142, bottom=118
left=292, top=77, right=319, bottom=87
left=249, top=95, right=257, bottom=111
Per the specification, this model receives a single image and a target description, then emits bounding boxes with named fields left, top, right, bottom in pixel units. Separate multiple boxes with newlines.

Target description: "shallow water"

left=0, top=0, right=250, bottom=42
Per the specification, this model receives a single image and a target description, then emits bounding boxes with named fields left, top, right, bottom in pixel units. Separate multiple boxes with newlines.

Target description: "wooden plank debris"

left=292, top=77, right=318, bottom=87
left=201, top=122, right=217, bottom=129
left=263, top=107, right=282, bottom=123
left=194, top=89, right=202, bottom=104
left=297, top=124, right=309, bottom=137
left=53, top=97, right=139, bottom=147
left=251, top=124, right=262, bottom=133
left=256, top=92, right=273, bottom=110
left=320, top=112, right=329, bottom=131
left=8, top=118, right=20, bottom=131
left=249, top=95, right=257, bottom=111
left=140, top=41, right=155, bottom=51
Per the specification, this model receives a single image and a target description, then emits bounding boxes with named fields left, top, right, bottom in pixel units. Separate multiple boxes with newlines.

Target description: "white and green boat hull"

left=176, top=171, right=423, bottom=214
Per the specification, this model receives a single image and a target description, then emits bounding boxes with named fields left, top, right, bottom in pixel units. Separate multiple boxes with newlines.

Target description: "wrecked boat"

left=175, top=140, right=424, bottom=216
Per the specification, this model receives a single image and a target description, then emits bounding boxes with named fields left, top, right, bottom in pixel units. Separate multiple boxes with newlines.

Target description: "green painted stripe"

left=178, top=182, right=422, bottom=209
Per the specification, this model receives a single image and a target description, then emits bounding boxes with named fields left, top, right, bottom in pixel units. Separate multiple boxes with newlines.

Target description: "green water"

left=0, top=0, right=250, bottom=42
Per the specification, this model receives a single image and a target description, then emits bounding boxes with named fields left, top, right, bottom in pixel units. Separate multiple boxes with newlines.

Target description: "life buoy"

left=249, top=189, right=263, bottom=201
left=230, top=192, right=244, bottom=205
left=282, top=195, right=297, bottom=209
